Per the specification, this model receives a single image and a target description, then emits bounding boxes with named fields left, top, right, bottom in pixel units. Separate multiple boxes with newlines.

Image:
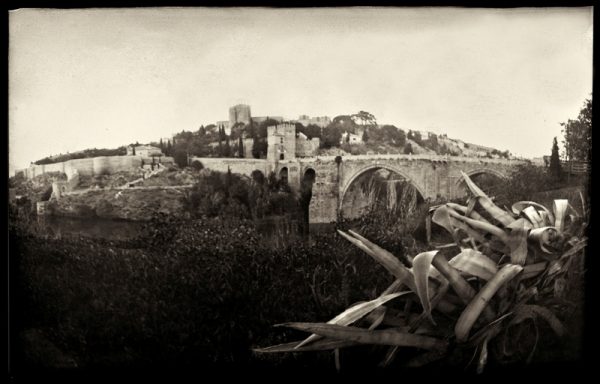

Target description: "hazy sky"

left=9, top=7, right=593, bottom=174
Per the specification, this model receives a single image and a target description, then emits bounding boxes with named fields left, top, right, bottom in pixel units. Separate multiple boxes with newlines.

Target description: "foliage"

left=181, top=169, right=299, bottom=220
left=492, top=164, right=563, bottom=209
left=191, top=160, right=204, bottom=171
left=34, top=147, right=128, bottom=165
left=296, top=124, right=323, bottom=140
left=173, top=149, right=188, bottom=168
left=10, top=215, right=393, bottom=371
left=351, top=111, right=377, bottom=127
left=549, top=137, right=562, bottom=181
left=561, top=97, right=592, bottom=162
left=257, top=172, right=587, bottom=373
left=321, top=125, right=343, bottom=149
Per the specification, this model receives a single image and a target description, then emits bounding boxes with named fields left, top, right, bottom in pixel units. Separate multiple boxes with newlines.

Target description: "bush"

left=173, top=150, right=188, bottom=168
left=191, top=160, right=204, bottom=171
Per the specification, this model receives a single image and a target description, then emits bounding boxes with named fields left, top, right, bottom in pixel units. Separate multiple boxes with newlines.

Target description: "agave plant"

left=254, top=171, right=587, bottom=373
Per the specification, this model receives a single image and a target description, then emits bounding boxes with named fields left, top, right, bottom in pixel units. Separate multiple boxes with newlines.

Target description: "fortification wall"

left=190, top=157, right=270, bottom=177
left=296, top=138, right=320, bottom=157
left=20, top=156, right=147, bottom=180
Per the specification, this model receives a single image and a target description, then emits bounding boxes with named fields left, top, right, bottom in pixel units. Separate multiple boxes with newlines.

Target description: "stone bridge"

left=192, top=154, right=528, bottom=223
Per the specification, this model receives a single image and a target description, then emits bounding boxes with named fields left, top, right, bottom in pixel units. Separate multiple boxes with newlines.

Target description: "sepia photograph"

left=8, top=6, right=592, bottom=378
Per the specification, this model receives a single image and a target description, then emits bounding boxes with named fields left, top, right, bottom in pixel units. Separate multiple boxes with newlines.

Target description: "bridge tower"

left=267, top=123, right=296, bottom=162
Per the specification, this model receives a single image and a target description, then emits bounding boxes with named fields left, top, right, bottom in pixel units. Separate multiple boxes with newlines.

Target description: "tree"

left=404, top=142, right=413, bottom=154
left=346, top=132, right=350, bottom=143
left=174, top=149, right=188, bottom=168
left=549, top=137, right=562, bottom=180
left=132, top=146, right=136, bottom=156
left=561, top=97, right=592, bottom=162
left=166, top=140, right=172, bottom=156
left=191, top=160, right=204, bottom=171
left=252, top=137, right=267, bottom=159
left=362, top=129, right=369, bottom=143
left=159, top=138, right=164, bottom=152
left=352, top=111, right=377, bottom=126
left=321, top=125, right=342, bottom=149
left=218, top=128, right=223, bottom=156
left=223, top=135, right=231, bottom=157
left=238, top=136, right=244, bottom=158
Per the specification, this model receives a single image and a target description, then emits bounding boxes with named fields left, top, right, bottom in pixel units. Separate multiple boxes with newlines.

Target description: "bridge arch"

left=454, top=168, right=509, bottom=188
left=339, top=164, right=426, bottom=211
left=453, top=168, right=509, bottom=198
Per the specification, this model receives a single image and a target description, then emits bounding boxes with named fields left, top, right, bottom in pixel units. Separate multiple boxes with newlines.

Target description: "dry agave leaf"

left=295, top=291, right=408, bottom=349
left=553, top=199, right=569, bottom=233
left=521, top=262, right=548, bottom=279
left=280, top=322, right=449, bottom=350
left=559, top=239, right=587, bottom=260
left=506, top=217, right=534, bottom=231
left=253, top=338, right=359, bottom=353
left=448, top=216, right=489, bottom=244
left=477, top=336, right=490, bottom=374
left=528, top=227, right=560, bottom=254
left=460, top=171, right=515, bottom=227
left=512, top=201, right=555, bottom=225
left=455, top=264, right=523, bottom=343
left=446, top=206, right=509, bottom=243
left=412, top=250, right=441, bottom=324
left=429, top=253, right=495, bottom=322
left=448, top=249, right=498, bottom=281
left=510, top=304, right=565, bottom=338
left=521, top=206, right=545, bottom=228
left=507, top=219, right=529, bottom=265
left=431, top=205, right=457, bottom=236
left=337, top=230, right=416, bottom=291
left=447, top=202, right=492, bottom=224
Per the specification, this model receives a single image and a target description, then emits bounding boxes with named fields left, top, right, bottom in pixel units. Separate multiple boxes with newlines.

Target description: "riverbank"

left=47, top=187, right=189, bottom=221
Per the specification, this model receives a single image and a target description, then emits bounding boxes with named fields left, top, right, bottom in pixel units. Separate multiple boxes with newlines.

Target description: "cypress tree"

left=549, top=136, right=562, bottom=181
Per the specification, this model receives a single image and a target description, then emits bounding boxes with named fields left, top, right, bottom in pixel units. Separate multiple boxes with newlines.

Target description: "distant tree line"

left=33, top=147, right=128, bottom=165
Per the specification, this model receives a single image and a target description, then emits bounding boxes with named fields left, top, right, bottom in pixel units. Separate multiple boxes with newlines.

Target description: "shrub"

left=191, top=160, right=204, bottom=171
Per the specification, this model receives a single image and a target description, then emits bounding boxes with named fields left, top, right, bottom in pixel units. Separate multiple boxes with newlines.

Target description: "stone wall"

left=52, top=171, right=81, bottom=199
left=189, top=157, right=270, bottom=177
left=18, top=155, right=146, bottom=180
left=296, top=137, right=320, bottom=157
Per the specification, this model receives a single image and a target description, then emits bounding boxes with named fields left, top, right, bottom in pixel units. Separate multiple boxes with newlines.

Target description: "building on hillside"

left=229, top=104, right=252, bottom=127
left=294, top=115, right=331, bottom=128
left=252, top=116, right=284, bottom=124
left=340, top=131, right=363, bottom=145
left=127, top=145, right=163, bottom=157
left=267, top=123, right=296, bottom=161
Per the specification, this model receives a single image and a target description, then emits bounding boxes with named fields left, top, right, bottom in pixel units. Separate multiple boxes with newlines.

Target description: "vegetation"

left=181, top=169, right=298, bottom=221
left=561, top=97, right=592, bottom=162
left=34, top=147, right=127, bottom=165
left=549, top=137, right=562, bottom=181
left=256, top=173, right=587, bottom=373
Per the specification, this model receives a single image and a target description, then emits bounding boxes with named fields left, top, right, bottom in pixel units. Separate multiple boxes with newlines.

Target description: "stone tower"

left=228, top=104, right=252, bottom=127
left=267, top=123, right=296, bottom=162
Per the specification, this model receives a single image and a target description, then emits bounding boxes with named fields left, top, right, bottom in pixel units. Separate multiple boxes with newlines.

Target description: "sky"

left=9, top=7, right=593, bottom=174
